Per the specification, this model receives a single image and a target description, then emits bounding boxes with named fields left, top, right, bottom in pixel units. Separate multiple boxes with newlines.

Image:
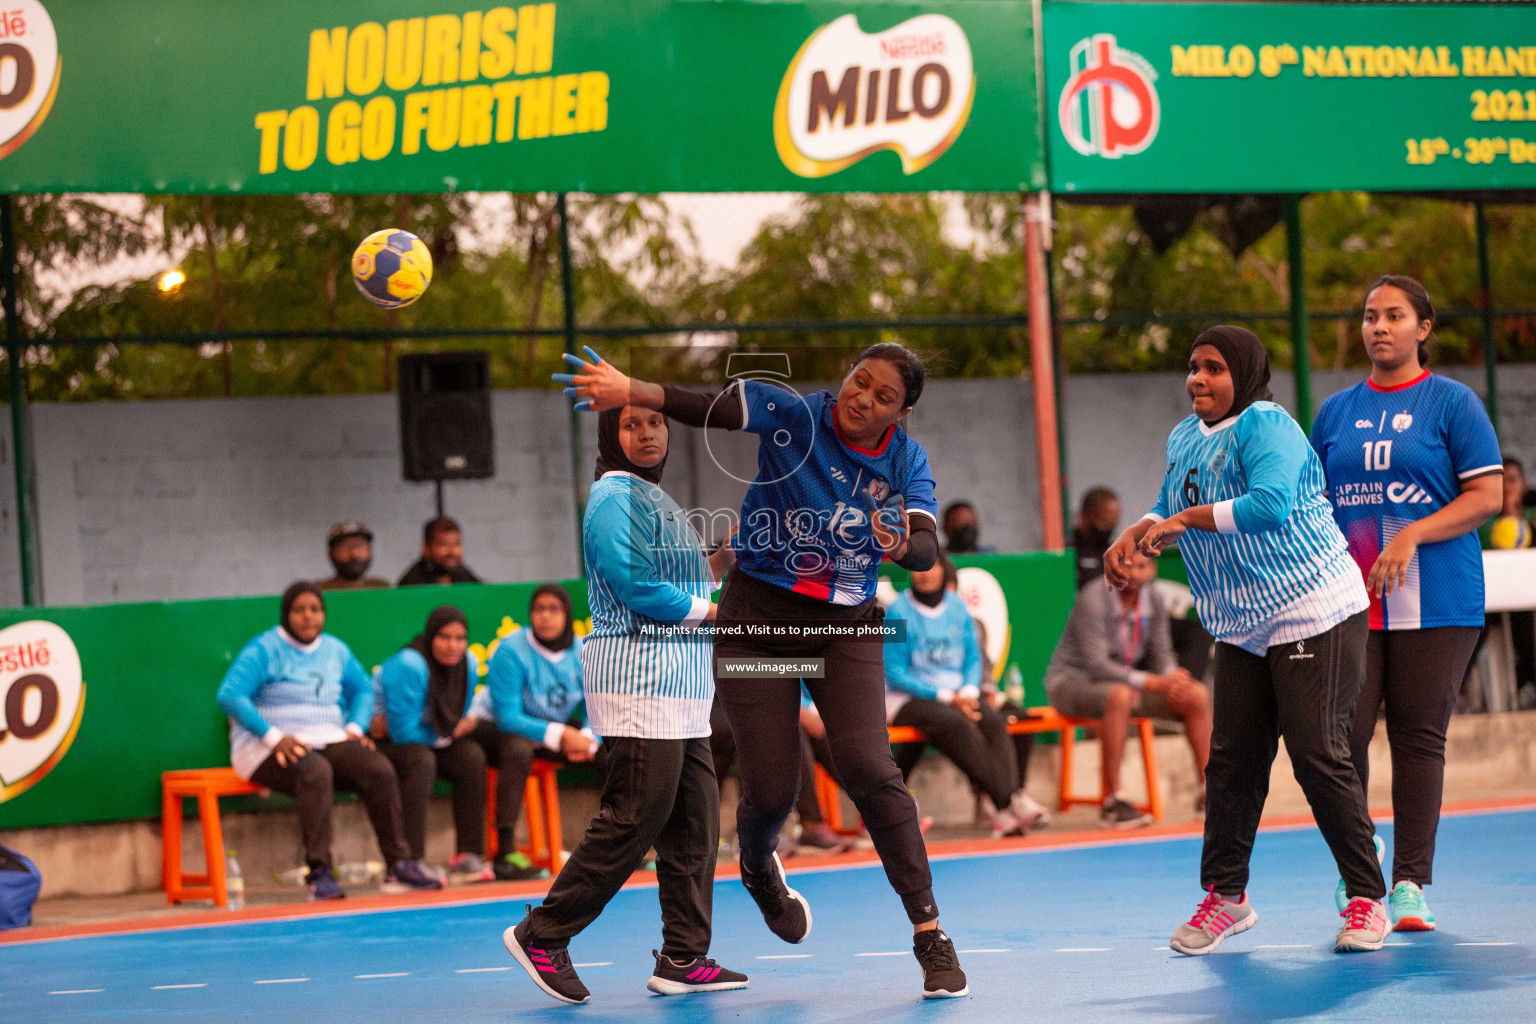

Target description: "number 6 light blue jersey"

left=729, top=379, right=939, bottom=606
left=1148, top=401, right=1366, bottom=653
left=1311, top=371, right=1501, bottom=630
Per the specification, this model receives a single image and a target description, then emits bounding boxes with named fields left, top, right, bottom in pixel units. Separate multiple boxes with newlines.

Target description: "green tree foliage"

left=8, top=190, right=1535, bottom=403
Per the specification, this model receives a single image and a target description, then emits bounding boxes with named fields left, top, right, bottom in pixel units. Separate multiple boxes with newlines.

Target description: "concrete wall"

left=13, top=379, right=1045, bottom=607
left=4, top=365, right=1532, bottom=607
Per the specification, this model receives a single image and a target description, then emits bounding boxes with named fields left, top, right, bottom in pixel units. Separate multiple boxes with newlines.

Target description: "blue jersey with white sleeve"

left=470, top=629, right=586, bottom=748
left=374, top=648, right=481, bottom=748
left=731, top=380, right=939, bottom=606
left=1311, top=371, right=1501, bottom=630
left=217, top=627, right=373, bottom=780
left=882, top=589, right=982, bottom=721
left=1148, top=401, right=1366, bottom=653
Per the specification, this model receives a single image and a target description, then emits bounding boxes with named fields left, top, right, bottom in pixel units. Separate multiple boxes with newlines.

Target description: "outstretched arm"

left=554, top=346, right=748, bottom=428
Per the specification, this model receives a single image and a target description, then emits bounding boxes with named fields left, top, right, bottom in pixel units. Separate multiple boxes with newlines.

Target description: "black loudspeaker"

left=398, top=351, right=495, bottom=482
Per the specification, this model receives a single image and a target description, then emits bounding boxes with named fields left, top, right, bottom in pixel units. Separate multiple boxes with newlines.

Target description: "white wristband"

left=542, top=721, right=567, bottom=752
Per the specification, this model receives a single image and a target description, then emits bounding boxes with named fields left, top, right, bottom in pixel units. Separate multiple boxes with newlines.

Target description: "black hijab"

left=529, top=583, right=575, bottom=652
left=593, top=406, right=668, bottom=484
left=408, top=605, right=470, bottom=738
left=280, top=581, right=324, bottom=638
left=1191, top=325, right=1273, bottom=425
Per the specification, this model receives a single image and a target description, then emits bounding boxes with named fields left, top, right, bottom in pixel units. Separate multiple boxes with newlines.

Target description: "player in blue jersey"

left=504, top=403, right=747, bottom=1005
left=556, top=343, right=968, bottom=999
left=1106, top=326, right=1389, bottom=955
left=1312, top=276, right=1502, bottom=931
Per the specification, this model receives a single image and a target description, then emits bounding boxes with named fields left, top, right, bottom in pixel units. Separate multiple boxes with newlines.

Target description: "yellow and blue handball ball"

left=351, top=228, right=433, bottom=309
left=1488, top=514, right=1532, bottom=550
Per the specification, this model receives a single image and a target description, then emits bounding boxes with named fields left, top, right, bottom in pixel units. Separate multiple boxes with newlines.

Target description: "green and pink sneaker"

left=1388, top=880, right=1435, bottom=931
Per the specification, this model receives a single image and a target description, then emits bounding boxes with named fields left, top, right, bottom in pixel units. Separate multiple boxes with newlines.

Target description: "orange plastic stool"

left=161, top=768, right=264, bottom=906
left=486, top=759, right=563, bottom=870
left=1058, top=716, right=1163, bottom=821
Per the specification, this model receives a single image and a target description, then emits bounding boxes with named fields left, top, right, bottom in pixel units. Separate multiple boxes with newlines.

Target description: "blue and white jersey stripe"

left=1148, top=402, right=1367, bottom=654
left=581, top=471, right=715, bottom=739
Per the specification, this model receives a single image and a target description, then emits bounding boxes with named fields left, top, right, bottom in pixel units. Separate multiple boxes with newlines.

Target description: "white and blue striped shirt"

left=1146, top=402, right=1367, bottom=655
left=581, top=471, right=715, bottom=739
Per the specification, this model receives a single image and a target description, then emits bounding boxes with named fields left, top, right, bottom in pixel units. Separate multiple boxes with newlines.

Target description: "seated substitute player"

left=885, top=556, right=1043, bottom=837
left=1107, top=326, right=1388, bottom=955
left=375, top=605, right=506, bottom=883
left=1045, top=548, right=1210, bottom=827
left=469, top=584, right=599, bottom=880
left=217, top=582, right=441, bottom=900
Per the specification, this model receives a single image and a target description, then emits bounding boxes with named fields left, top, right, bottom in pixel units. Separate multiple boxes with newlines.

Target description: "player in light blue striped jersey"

left=1106, top=326, right=1388, bottom=956
left=503, top=403, right=747, bottom=1005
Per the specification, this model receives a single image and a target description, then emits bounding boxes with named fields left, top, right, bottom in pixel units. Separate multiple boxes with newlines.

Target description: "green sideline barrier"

left=0, top=551, right=1077, bottom=830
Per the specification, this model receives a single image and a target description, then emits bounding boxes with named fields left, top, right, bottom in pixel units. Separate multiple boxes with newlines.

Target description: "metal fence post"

left=2, top=194, right=36, bottom=606
left=1475, top=202, right=1499, bottom=437
left=1285, top=195, right=1312, bottom=431
left=558, top=193, right=586, bottom=577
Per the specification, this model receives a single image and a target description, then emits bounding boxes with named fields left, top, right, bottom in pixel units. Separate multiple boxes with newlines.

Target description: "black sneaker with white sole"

left=913, top=929, right=969, bottom=998
left=503, top=912, right=591, bottom=1005
left=740, top=851, right=812, bottom=943
left=645, top=950, right=749, bottom=995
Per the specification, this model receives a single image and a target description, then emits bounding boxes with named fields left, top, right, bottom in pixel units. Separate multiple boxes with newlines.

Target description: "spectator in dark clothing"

left=1072, top=487, right=1122, bottom=589
left=942, top=500, right=998, bottom=555
left=317, top=521, right=390, bottom=591
left=399, top=516, right=482, bottom=586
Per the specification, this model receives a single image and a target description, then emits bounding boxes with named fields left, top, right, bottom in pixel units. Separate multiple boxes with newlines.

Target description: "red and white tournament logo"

left=0, top=2, right=59, bottom=162
left=775, top=13, right=974, bottom=178
left=1058, top=33, right=1159, bottom=160
left=0, top=620, right=85, bottom=803
left=1392, top=412, right=1413, bottom=433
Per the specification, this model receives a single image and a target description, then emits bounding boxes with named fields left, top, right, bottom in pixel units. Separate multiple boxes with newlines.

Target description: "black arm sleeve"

left=893, top=515, right=939, bottom=572
left=659, top=383, right=746, bottom=430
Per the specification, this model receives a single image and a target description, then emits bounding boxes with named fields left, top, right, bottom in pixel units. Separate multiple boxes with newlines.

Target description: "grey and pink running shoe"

left=505, top=912, right=590, bottom=1005
left=1335, top=897, right=1390, bottom=953
left=1170, top=887, right=1258, bottom=955
left=646, top=950, right=749, bottom=995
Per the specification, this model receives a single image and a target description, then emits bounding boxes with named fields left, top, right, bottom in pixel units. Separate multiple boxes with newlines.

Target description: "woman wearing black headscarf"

left=377, top=605, right=500, bottom=881
left=218, top=582, right=441, bottom=899
left=503, top=402, right=747, bottom=1004
left=469, top=582, right=597, bottom=882
left=1104, top=327, right=1386, bottom=956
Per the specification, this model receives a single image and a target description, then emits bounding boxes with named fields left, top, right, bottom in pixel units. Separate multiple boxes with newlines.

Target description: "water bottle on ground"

left=1004, top=665, right=1026, bottom=707
left=225, top=849, right=245, bottom=911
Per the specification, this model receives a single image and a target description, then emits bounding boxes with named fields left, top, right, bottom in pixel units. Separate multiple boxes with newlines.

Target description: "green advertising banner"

left=0, top=0, right=1043, bottom=195
left=1044, top=1, right=1536, bottom=194
left=0, top=553, right=1074, bottom=831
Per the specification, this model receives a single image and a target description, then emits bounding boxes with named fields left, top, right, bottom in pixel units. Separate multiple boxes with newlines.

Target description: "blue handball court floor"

left=3, top=806, right=1534, bottom=1024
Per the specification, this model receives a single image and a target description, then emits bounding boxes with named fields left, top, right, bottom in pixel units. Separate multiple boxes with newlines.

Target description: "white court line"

left=959, top=949, right=1010, bottom=953
left=152, top=983, right=208, bottom=990
left=757, top=954, right=813, bottom=960
left=355, top=973, right=410, bottom=979
left=1056, top=948, right=1111, bottom=953
left=1456, top=942, right=1514, bottom=946
left=573, top=963, right=613, bottom=968
left=855, top=951, right=908, bottom=957
left=1152, top=946, right=1170, bottom=951
left=254, top=978, right=309, bottom=984
left=49, top=989, right=104, bottom=995
left=456, top=967, right=511, bottom=973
